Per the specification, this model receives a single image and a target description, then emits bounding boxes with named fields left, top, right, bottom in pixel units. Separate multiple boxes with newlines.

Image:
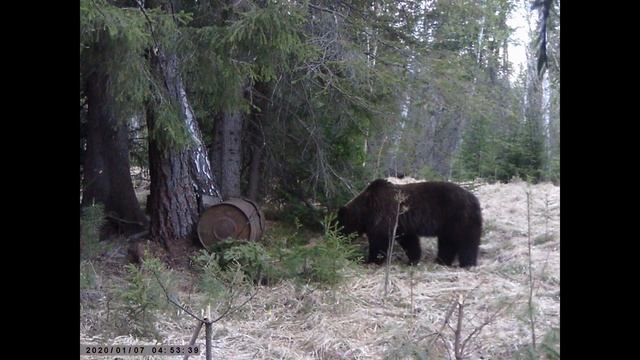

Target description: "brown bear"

left=336, top=179, right=482, bottom=267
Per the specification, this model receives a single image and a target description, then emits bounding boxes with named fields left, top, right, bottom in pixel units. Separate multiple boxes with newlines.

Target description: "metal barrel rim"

left=197, top=197, right=266, bottom=248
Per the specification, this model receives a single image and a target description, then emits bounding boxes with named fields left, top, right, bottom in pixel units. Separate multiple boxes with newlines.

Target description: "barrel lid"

left=197, top=198, right=265, bottom=249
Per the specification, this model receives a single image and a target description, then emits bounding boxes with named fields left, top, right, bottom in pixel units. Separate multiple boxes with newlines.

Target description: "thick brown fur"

left=337, top=179, right=482, bottom=267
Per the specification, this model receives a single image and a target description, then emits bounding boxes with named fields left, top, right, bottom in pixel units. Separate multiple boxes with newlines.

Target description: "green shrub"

left=199, top=213, right=360, bottom=287
left=223, top=241, right=282, bottom=284
left=385, top=341, right=429, bottom=360
left=206, top=239, right=283, bottom=285
left=273, top=203, right=325, bottom=231
left=191, top=250, right=228, bottom=298
left=516, top=331, right=560, bottom=360
left=261, top=219, right=306, bottom=248
left=190, top=248, right=259, bottom=321
left=117, top=254, right=175, bottom=339
left=281, top=213, right=361, bottom=284
left=539, top=327, right=560, bottom=359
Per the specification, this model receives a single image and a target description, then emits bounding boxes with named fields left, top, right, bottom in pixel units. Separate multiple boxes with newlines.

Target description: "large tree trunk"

left=220, top=109, right=244, bottom=199
left=246, top=81, right=270, bottom=202
left=147, top=115, right=200, bottom=256
left=524, top=47, right=546, bottom=181
left=82, top=70, right=148, bottom=234
left=248, top=144, right=263, bottom=201
left=210, top=112, right=224, bottom=192
left=147, top=48, right=222, bottom=258
left=247, top=111, right=264, bottom=201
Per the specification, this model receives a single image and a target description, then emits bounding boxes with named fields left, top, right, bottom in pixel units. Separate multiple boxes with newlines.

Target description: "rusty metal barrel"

left=197, top=198, right=266, bottom=249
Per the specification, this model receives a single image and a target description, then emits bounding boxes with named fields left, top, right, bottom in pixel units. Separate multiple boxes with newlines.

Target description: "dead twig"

left=106, top=213, right=146, bottom=226
left=384, top=190, right=407, bottom=297
left=183, top=320, right=203, bottom=360
left=525, top=189, right=537, bottom=350
left=151, top=269, right=205, bottom=323
left=460, top=301, right=511, bottom=355
left=454, top=294, right=465, bottom=360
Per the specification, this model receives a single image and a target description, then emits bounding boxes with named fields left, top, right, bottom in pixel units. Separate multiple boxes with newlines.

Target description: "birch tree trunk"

left=147, top=48, right=222, bottom=257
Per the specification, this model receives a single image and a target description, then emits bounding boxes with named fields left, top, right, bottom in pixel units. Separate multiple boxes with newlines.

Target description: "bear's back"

left=397, top=181, right=481, bottom=223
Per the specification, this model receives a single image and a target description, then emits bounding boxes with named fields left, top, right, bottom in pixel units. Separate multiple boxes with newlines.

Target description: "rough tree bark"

left=139, top=0, right=222, bottom=258
left=210, top=112, right=224, bottom=192
left=246, top=112, right=265, bottom=201
left=82, top=69, right=148, bottom=234
left=212, top=0, right=255, bottom=200
left=220, top=109, right=244, bottom=199
left=211, top=112, right=243, bottom=201
left=248, top=144, right=263, bottom=201
left=147, top=48, right=222, bottom=258
left=212, top=83, right=246, bottom=200
left=246, top=81, right=270, bottom=202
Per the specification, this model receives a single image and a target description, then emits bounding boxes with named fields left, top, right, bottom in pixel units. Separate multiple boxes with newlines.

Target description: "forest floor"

left=80, top=179, right=559, bottom=359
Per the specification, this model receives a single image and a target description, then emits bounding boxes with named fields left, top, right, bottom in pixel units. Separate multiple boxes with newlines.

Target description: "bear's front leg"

left=366, top=234, right=388, bottom=264
left=399, top=234, right=422, bottom=265
left=366, top=243, right=384, bottom=264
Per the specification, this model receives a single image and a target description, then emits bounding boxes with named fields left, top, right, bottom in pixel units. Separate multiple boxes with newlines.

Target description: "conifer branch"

left=134, top=0, right=161, bottom=53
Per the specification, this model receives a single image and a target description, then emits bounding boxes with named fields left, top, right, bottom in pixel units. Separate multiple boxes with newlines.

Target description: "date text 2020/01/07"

left=81, top=345, right=201, bottom=356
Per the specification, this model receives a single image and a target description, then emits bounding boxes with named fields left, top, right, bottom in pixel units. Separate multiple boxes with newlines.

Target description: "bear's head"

left=336, top=179, right=392, bottom=236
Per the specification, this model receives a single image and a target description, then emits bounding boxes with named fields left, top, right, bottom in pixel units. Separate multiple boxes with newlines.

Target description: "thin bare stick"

left=460, top=302, right=511, bottom=353
left=308, top=3, right=346, bottom=19
left=526, top=189, right=537, bottom=350
left=211, top=286, right=259, bottom=323
left=127, top=230, right=149, bottom=241
left=454, top=294, right=465, bottom=360
left=183, top=320, right=203, bottom=360
left=384, top=190, right=406, bottom=297
left=151, top=269, right=205, bottom=323
left=536, top=192, right=556, bottom=292
left=106, top=213, right=146, bottom=226
left=425, top=297, right=458, bottom=347
left=383, top=209, right=400, bottom=296
left=204, top=265, right=260, bottom=324
left=410, top=267, right=414, bottom=316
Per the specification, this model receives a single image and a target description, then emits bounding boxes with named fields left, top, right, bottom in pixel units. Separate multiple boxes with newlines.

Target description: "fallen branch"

left=182, top=320, right=203, bottom=360
left=106, top=213, right=146, bottom=226
left=128, top=230, right=149, bottom=242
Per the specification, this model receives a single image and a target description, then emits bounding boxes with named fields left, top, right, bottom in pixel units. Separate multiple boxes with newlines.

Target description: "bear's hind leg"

left=399, top=234, right=422, bottom=265
left=435, top=235, right=456, bottom=266
left=457, top=232, right=480, bottom=268
left=457, top=249, right=477, bottom=268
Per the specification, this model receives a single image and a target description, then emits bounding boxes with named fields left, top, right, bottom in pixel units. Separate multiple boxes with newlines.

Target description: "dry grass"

left=80, top=179, right=559, bottom=359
